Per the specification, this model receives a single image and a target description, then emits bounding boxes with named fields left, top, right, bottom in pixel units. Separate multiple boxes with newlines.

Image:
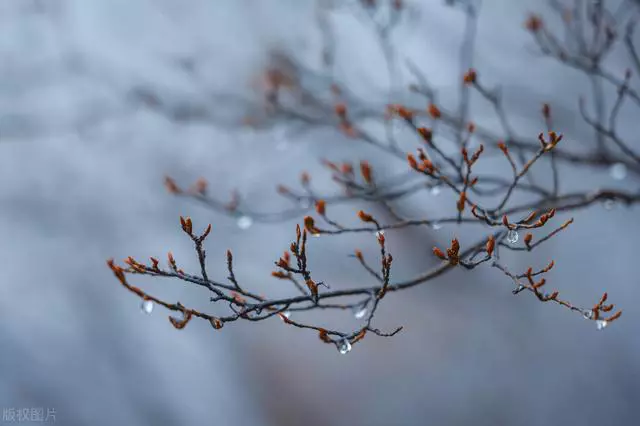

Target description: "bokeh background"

left=1, top=0, right=639, bottom=425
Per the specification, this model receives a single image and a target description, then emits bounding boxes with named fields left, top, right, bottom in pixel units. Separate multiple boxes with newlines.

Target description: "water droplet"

left=512, top=284, right=525, bottom=294
left=602, top=199, right=615, bottom=210
left=312, top=233, right=321, bottom=238
left=596, top=319, right=608, bottom=330
left=583, top=310, right=593, bottom=320
left=609, top=163, right=627, bottom=180
left=282, top=311, right=291, bottom=319
left=506, top=229, right=519, bottom=244
left=338, top=339, right=352, bottom=355
left=431, top=222, right=442, bottom=230
left=298, top=198, right=312, bottom=209
left=236, top=216, right=253, bottom=230
left=354, top=308, right=368, bottom=319
left=141, top=299, right=154, bottom=314
left=170, top=310, right=184, bottom=322
left=430, top=186, right=441, bottom=196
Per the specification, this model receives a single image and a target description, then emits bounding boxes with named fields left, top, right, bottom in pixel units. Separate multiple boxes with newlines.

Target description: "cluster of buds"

left=386, top=104, right=415, bottom=121
left=334, top=103, right=358, bottom=137
left=407, top=148, right=436, bottom=174
left=538, top=131, right=563, bottom=151
left=591, top=292, right=623, bottom=323
left=461, top=144, right=484, bottom=168
left=433, top=238, right=461, bottom=266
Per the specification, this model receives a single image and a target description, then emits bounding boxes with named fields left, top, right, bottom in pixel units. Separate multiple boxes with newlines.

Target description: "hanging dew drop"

left=338, top=339, right=352, bottom=355
left=236, top=216, right=253, bottom=230
left=602, top=199, right=615, bottom=210
left=506, top=229, right=519, bottom=244
left=298, top=198, right=312, bottom=209
left=583, top=310, right=593, bottom=320
left=354, top=308, right=368, bottom=319
left=609, top=163, right=627, bottom=180
left=141, top=299, right=154, bottom=314
left=596, top=320, right=608, bottom=330
left=170, top=310, right=184, bottom=322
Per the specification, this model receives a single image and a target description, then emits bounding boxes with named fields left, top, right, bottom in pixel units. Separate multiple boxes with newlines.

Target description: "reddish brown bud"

left=315, top=200, right=326, bottom=215
left=523, top=211, right=538, bottom=223
left=180, top=216, right=193, bottom=235
left=360, top=161, right=373, bottom=183
left=306, top=279, right=318, bottom=298
left=417, top=127, right=433, bottom=143
left=300, top=172, right=310, bottom=185
left=357, top=210, right=374, bottom=223
left=486, top=235, right=495, bottom=257
left=201, top=224, right=212, bottom=240
left=542, top=103, right=551, bottom=119
left=457, top=192, right=467, bottom=213
left=164, top=176, right=181, bottom=194
left=194, top=177, right=208, bottom=195
left=463, top=69, right=477, bottom=85
left=318, top=328, right=332, bottom=343
left=497, top=141, right=508, bottom=155
left=407, top=154, right=418, bottom=169
left=607, top=311, right=622, bottom=322
left=352, top=328, right=367, bottom=344
left=467, top=122, right=476, bottom=133
left=276, top=184, right=290, bottom=195
left=303, top=216, right=316, bottom=233
left=150, top=257, right=159, bottom=270
left=525, top=14, right=543, bottom=32
left=433, top=247, right=447, bottom=260
left=428, top=104, right=441, bottom=119
left=524, top=233, right=533, bottom=247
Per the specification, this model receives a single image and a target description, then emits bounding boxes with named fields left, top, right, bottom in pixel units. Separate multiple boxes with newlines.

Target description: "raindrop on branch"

left=601, top=199, right=615, bottom=210
left=170, top=310, right=184, bottom=322
left=506, top=229, right=519, bottom=244
left=141, top=299, right=154, bottom=314
left=609, top=163, right=627, bottom=180
left=582, top=310, right=593, bottom=320
left=236, top=216, right=253, bottom=230
left=354, top=307, right=368, bottom=319
left=596, top=319, right=608, bottom=330
left=338, top=339, right=352, bottom=355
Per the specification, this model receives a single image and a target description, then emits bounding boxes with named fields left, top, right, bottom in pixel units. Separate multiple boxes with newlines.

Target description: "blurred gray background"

left=1, top=0, right=639, bottom=425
